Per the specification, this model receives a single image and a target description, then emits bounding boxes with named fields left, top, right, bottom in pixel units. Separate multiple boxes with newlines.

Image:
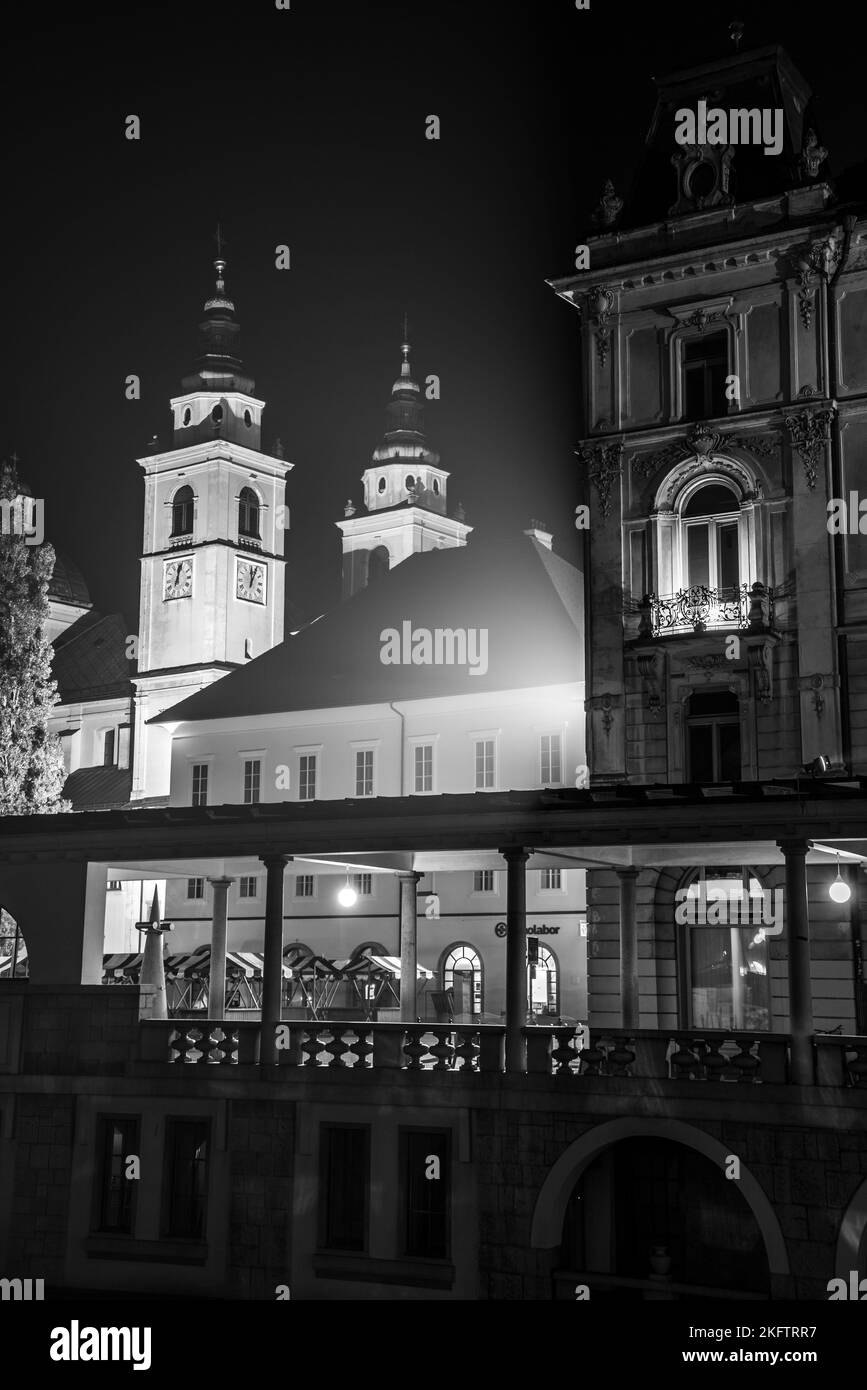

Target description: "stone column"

left=778, top=838, right=814, bottom=1085
left=207, top=877, right=234, bottom=1019
left=399, top=871, right=422, bottom=1022
left=260, top=855, right=291, bottom=1065
left=501, top=847, right=531, bottom=1073
left=617, top=867, right=640, bottom=1029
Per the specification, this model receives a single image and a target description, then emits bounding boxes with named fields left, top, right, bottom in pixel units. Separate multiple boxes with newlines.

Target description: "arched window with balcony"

left=171, top=485, right=194, bottom=538
left=238, top=487, right=260, bottom=540
left=643, top=459, right=764, bottom=637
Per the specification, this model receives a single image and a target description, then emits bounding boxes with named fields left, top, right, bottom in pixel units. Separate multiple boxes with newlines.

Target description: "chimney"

left=524, top=519, right=553, bottom=551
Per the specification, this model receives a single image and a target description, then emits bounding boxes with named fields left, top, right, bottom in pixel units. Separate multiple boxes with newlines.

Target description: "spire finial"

left=213, top=223, right=227, bottom=293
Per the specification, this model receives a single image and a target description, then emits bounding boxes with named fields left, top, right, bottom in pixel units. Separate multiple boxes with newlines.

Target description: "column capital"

left=615, top=866, right=640, bottom=880
left=259, top=853, right=293, bottom=869
left=499, top=846, right=532, bottom=864
left=777, top=838, right=813, bottom=856
left=397, top=870, right=422, bottom=883
left=207, top=875, right=236, bottom=888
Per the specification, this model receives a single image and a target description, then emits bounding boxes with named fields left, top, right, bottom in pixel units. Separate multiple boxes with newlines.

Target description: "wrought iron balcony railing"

left=637, top=582, right=775, bottom=638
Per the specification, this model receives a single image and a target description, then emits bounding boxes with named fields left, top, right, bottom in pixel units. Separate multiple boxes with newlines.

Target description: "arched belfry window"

left=238, top=487, right=260, bottom=540
left=171, top=485, right=194, bottom=538
left=367, top=545, right=390, bottom=584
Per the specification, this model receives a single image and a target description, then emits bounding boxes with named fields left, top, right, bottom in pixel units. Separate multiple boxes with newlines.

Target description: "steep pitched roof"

left=62, top=766, right=133, bottom=810
left=52, top=611, right=133, bottom=703
left=157, top=534, right=584, bottom=725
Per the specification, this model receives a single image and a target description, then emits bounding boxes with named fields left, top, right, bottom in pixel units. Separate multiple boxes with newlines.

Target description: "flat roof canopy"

left=2, top=780, right=867, bottom=872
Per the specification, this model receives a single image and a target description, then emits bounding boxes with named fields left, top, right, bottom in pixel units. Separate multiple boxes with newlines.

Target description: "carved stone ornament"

left=800, top=129, right=828, bottom=182
left=591, top=179, right=624, bottom=231
left=632, top=423, right=773, bottom=491
left=586, top=287, right=615, bottom=366
left=746, top=640, right=773, bottom=704
left=575, top=438, right=623, bottom=523
left=790, top=236, right=841, bottom=330
left=687, top=654, right=728, bottom=677
left=798, top=671, right=839, bottom=718
left=784, top=406, right=836, bottom=490
left=636, top=650, right=665, bottom=712
left=683, top=306, right=724, bottom=335
left=670, top=139, right=735, bottom=216
left=586, top=693, right=619, bottom=736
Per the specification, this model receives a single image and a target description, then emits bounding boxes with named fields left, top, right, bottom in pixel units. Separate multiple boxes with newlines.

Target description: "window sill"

left=85, top=1235, right=209, bottom=1266
left=312, top=1253, right=455, bottom=1289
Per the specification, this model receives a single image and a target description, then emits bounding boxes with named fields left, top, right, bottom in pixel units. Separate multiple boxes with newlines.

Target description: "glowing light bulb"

left=829, top=877, right=851, bottom=904
left=338, top=884, right=358, bottom=908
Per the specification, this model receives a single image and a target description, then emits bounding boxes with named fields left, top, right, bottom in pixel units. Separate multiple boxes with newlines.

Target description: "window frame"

left=440, top=942, right=484, bottom=1016
left=191, top=761, right=210, bottom=808
left=539, top=731, right=564, bottom=787
left=676, top=866, right=774, bottom=1032
left=399, top=1127, right=451, bottom=1261
left=92, top=1114, right=141, bottom=1236
left=318, top=1123, right=371, bottom=1254
left=160, top=1117, right=211, bottom=1242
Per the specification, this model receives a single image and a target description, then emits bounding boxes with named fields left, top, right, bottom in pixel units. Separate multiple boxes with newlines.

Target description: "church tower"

left=336, top=331, right=471, bottom=597
left=132, top=244, right=292, bottom=799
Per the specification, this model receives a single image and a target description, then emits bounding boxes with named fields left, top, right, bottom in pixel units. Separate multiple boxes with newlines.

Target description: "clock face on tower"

left=236, top=558, right=266, bottom=604
left=163, top=558, right=193, bottom=601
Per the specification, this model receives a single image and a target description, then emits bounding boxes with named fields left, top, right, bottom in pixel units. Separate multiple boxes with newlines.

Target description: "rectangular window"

left=473, top=870, right=495, bottom=893
left=191, top=763, right=209, bottom=807
left=684, top=875, right=771, bottom=1031
left=243, top=759, right=261, bottom=805
left=351, top=873, right=373, bottom=897
left=320, top=1125, right=369, bottom=1252
left=682, top=332, right=728, bottom=421
left=107, top=881, right=122, bottom=892
left=355, top=749, right=374, bottom=797
left=295, top=874, right=315, bottom=898
left=239, top=875, right=258, bottom=899
left=93, top=1116, right=140, bottom=1234
left=162, top=1119, right=210, bottom=1240
left=540, top=734, right=562, bottom=785
left=414, top=743, right=433, bottom=793
left=299, top=754, right=317, bottom=802
left=187, top=877, right=205, bottom=900
left=401, top=1130, right=450, bottom=1259
left=718, top=521, right=739, bottom=592
left=103, top=729, right=116, bottom=767
left=686, top=522, right=710, bottom=589
left=474, top=738, right=495, bottom=790
left=540, top=868, right=563, bottom=890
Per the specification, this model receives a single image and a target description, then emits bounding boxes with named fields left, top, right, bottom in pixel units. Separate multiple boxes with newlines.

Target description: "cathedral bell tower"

left=132, top=241, right=292, bottom=799
left=336, top=330, right=471, bottom=597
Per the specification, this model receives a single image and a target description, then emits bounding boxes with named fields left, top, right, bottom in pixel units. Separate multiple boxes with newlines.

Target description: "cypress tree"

left=0, top=458, right=69, bottom=813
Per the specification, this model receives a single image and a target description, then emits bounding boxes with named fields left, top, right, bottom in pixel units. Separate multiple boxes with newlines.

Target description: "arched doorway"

left=0, top=907, right=27, bottom=979
left=531, top=1118, right=787, bottom=1300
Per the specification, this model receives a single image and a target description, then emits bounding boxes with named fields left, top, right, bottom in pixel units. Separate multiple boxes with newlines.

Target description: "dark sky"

left=3, top=0, right=865, bottom=630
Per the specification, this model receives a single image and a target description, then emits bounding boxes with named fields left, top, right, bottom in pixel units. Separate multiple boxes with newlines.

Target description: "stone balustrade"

left=128, top=1018, right=867, bottom=1087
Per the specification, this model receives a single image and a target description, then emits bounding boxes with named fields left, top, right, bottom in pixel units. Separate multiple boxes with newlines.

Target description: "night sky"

left=3, top=0, right=865, bottom=631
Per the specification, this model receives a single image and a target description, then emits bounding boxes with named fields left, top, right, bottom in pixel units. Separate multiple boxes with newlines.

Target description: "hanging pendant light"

left=338, top=868, right=358, bottom=908
left=829, top=853, right=852, bottom=904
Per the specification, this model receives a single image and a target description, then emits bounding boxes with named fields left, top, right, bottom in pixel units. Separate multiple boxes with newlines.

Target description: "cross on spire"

left=215, top=222, right=225, bottom=258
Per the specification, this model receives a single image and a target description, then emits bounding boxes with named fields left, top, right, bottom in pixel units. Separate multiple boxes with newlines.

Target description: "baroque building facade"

left=549, top=43, right=867, bottom=1035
